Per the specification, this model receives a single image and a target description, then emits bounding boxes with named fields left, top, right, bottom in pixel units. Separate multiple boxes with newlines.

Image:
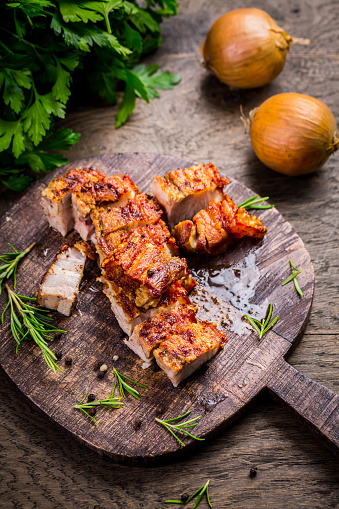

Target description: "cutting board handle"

left=267, top=359, right=339, bottom=456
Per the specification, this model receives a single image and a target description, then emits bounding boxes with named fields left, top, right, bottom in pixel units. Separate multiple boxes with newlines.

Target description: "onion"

left=202, top=8, right=311, bottom=89
left=249, top=93, right=339, bottom=176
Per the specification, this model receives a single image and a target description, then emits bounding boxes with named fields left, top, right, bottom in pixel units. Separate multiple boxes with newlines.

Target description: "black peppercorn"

left=249, top=467, right=258, bottom=478
left=181, top=493, right=189, bottom=503
left=156, top=405, right=165, bottom=415
left=64, top=356, right=72, bottom=366
left=94, top=360, right=103, bottom=371
left=54, top=333, right=62, bottom=341
left=55, top=350, right=62, bottom=360
left=87, top=394, right=96, bottom=402
left=97, top=371, right=105, bottom=379
left=147, top=269, right=154, bottom=277
left=141, top=234, right=145, bottom=238
left=134, top=418, right=142, bottom=430
left=88, top=408, right=96, bottom=417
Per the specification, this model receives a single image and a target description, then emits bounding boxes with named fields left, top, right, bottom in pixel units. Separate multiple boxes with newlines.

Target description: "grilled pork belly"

left=127, top=304, right=196, bottom=367
left=41, top=168, right=107, bottom=237
left=92, top=193, right=162, bottom=242
left=72, top=173, right=138, bottom=242
left=154, top=320, right=224, bottom=386
left=102, top=222, right=188, bottom=309
left=37, top=244, right=87, bottom=316
left=129, top=305, right=226, bottom=385
left=174, top=196, right=266, bottom=255
left=100, top=276, right=190, bottom=336
left=41, top=167, right=139, bottom=240
left=152, top=163, right=230, bottom=228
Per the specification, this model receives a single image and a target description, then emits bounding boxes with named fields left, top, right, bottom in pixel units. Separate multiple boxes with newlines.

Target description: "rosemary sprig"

left=238, top=194, right=274, bottom=210
left=282, top=260, right=303, bottom=296
left=2, top=285, right=66, bottom=372
left=0, top=242, right=35, bottom=292
left=112, top=367, right=148, bottom=401
left=156, top=410, right=204, bottom=447
left=165, top=480, right=212, bottom=508
left=244, top=303, right=279, bottom=339
left=74, top=387, right=123, bottom=425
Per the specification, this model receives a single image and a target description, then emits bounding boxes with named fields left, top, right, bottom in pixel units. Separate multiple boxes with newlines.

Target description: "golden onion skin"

left=202, top=8, right=299, bottom=89
left=250, top=93, right=339, bottom=176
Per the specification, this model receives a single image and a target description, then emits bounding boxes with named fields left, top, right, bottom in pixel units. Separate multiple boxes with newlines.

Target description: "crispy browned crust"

left=153, top=320, right=226, bottom=373
left=173, top=220, right=197, bottom=253
left=221, top=195, right=267, bottom=239
left=155, top=163, right=230, bottom=199
left=42, top=168, right=139, bottom=208
left=94, top=194, right=163, bottom=237
left=174, top=196, right=266, bottom=255
left=157, top=281, right=191, bottom=308
left=102, top=222, right=188, bottom=303
left=74, top=241, right=98, bottom=260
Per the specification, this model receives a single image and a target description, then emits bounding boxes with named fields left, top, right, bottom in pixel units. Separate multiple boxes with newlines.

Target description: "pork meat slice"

left=37, top=244, right=87, bottom=316
left=152, top=163, right=230, bottom=228
left=72, top=173, right=138, bottom=242
left=99, top=276, right=190, bottom=337
left=41, top=168, right=106, bottom=236
left=101, top=222, right=188, bottom=309
left=126, top=303, right=196, bottom=367
left=91, top=193, right=162, bottom=244
left=174, top=196, right=266, bottom=255
left=153, top=318, right=226, bottom=386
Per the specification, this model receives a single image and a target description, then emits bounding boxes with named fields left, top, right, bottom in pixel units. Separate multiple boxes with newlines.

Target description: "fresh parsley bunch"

left=0, top=0, right=180, bottom=192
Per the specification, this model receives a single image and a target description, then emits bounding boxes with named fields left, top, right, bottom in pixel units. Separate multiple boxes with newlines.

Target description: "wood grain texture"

left=1, top=0, right=339, bottom=506
left=0, top=152, right=321, bottom=464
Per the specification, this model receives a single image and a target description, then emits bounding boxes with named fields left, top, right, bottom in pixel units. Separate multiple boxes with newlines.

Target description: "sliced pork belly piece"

left=102, top=222, right=188, bottom=309
left=37, top=244, right=87, bottom=316
left=72, top=173, right=139, bottom=242
left=174, top=196, right=266, bottom=255
left=126, top=304, right=196, bottom=367
left=91, top=194, right=162, bottom=240
left=154, top=319, right=226, bottom=386
left=221, top=196, right=266, bottom=239
left=100, top=276, right=190, bottom=336
left=41, top=168, right=106, bottom=236
left=152, top=163, right=230, bottom=228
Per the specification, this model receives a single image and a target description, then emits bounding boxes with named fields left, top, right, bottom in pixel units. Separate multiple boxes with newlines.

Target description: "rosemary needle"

left=165, top=480, right=212, bottom=508
left=238, top=194, right=275, bottom=210
left=156, top=410, right=204, bottom=447
left=282, top=259, right=303, bottom=296
left=74, top=387, right=123, bottom=425
left=2, top=285, right=66, bottom=372
left=0, top=242, right=35, bottom=292
left=112, top=367, right=148, bottom=401
left=244, top=303, right=279, bottom=339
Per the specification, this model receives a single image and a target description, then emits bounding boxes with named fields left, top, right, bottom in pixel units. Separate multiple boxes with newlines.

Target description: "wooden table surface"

left=1, top=0, right=338, bottom=507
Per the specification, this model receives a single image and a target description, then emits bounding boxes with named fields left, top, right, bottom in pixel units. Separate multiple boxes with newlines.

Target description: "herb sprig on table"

left=238, top=194, right=275, bottom=210
left=74, top=387, right=123, bottom=425
left=156, top=410, right=204, bottom=447
left=244, top=303, right=279, bottom=339
left=282, top=260, right=303, bottom=296
left=2, top=285, right=66, bottom=372
left=0, top=242, right=35, bottom=292
left=0, top=1, right=179, bottom=191
left=165, top=480, right=212, bottom=507
left=112, top=367, right=148, bottom=400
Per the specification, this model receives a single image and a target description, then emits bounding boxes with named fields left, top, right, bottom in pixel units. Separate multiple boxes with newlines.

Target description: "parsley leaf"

left=133, top=64, right=181, bottom=98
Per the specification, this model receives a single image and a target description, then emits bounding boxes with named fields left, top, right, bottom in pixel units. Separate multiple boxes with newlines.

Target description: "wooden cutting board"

left=0, top=153, right=338, bottom=465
